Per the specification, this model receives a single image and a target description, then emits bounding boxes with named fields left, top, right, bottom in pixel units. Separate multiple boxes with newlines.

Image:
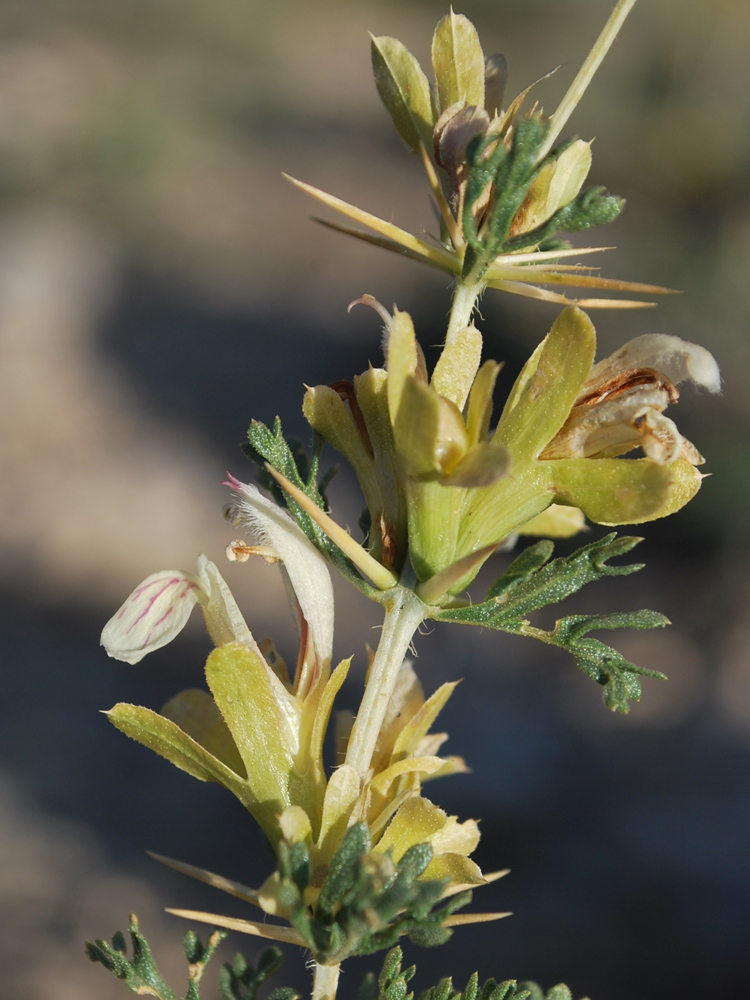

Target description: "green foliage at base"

left=277, top=823, right=472, bottom=965
left=434, top=534, right=667, bottom=713
left=85, top=915, right=296, bottom=1000
left=361, top=948, right=589, bottom=1000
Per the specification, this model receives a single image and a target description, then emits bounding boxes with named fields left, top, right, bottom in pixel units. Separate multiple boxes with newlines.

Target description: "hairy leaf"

left=262, top=823, right=469, bottom=965
left=433, top=534, right=668, bottom=713
left=86, top=914, right=271, bottom=1000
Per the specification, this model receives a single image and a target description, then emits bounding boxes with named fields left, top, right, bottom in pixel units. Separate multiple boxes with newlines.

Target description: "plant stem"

left=344, top=586, right=426, bottom=783
left=312, top=962, right=341, bottom=1000
left=445, top=278, right=484, bottom=347
left=537, top=0, right=639, bottom=161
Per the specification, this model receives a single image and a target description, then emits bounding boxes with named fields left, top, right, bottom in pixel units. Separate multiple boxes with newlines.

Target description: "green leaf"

left=486, top=534, right=644, bottom=617
left=431, top=12, right=485, bottom=114
left=365, top=953, right=589, bottom=1000
left=266, top=990, right=301, bottom=1000
left=360, top=948, right=416, bottom=1000
left=433, top=534, right=669, bottom=713
left=359, top=972, right=380, bottom=1000
left=267, top=821, right=469, bottom=964
left=217, top=946, right=292, bottom=1000
left=372, top=35, right=434, bottom=152
left=519, top=987, right=584, bottom=1000
left=516, top=140, right=592, bottom=234
left=394, top=376, right=469, bottom=479
left=462, top=115, right=550, bottom=275
left=487, top=540, right=554, bottom=599
left=245, top=418, right=327, bottom=520
left=86, top=915, right=177, bottom=999
left=552, top=614, right=668, bottom=713
left=317, top=822, right=372, bottom=920
left=87, top=915, right=236, bottom=1000
left=507, top=185, right=625, bottom=253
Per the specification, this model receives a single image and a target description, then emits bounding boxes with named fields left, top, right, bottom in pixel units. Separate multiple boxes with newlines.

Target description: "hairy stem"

left=312, top=962, right=341, bottom=1000
left=538, top=0, right=639, bottom=161
left=344, top=586, right=426, bottom=782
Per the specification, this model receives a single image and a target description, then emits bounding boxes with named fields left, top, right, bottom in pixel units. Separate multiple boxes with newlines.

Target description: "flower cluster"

left=101, top=482, right=489, bottom=950
left=301, top=305, right=718, bottom=605
left=291, top=9, right=670, bottom=309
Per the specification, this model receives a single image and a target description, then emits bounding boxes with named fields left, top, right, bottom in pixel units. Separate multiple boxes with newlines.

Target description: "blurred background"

left=1, top=0, right=748, bottom=997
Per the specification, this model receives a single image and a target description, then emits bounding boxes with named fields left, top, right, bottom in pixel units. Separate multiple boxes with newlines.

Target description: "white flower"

left=101, top=480, right=334, bottom=669
left=101, top=555, right=258, bottom=665
left=225, top=476, right=334, bottom=666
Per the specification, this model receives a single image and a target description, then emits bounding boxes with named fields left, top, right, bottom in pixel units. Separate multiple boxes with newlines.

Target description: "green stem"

left=343, top=586, right=426, bottom=782
left=312, top=962, right=340, bottom=1000
left=445, top=278, right=483, bottom=347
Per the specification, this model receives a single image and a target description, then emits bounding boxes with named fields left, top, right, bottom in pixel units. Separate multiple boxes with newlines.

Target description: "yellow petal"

left=431, top=11, right=485, bottom=113
left=639, top=458, right=704, bottom=520
left=278, top=805, right=313, bottom=846
left=512, top=140, right=592, bottom=235
left=441, top=441, right=510, bottom=487
left=442, top=868, right=510, bottom=898
left=161, top=688, right=246, bottom=778
left=431, top=325, right=483, bottom=410
left=431, top=815, right=480, bottom=856
left=422, top=755, right=470, bottom=781
left=303, top=385, right=372, bottom=470
left=375, top=795, right=447, bottom=861
left=547, top=457, right=700, bottom=524
left=423, top=853, right=485, bottom=886
left=387, top=309, right=420, bottom=423
left=307, top=658, right=352, bottom=783
left=368, top=756, right=447, bottom=799
left=371, top=662, right=425, bottom=776
left=391, top=681, right=459, bottom=763
left=316, top=764, right=360, bottom=865
left=517, top=503, right=587, bottom=538
left=495, top=307, right=597, bottom=459
left=466, top=360, right=502, bottom=446
left=394, top=377, right=469, bottom=478
left=416, top=542, right=499, bottom=604
left=105, top=703, right=246, bottom=788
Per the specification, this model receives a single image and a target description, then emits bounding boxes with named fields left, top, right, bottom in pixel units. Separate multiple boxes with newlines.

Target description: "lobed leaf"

left=86, top=914, right=259, bottom=1000
left=433, top=534, right=669, bottom=713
